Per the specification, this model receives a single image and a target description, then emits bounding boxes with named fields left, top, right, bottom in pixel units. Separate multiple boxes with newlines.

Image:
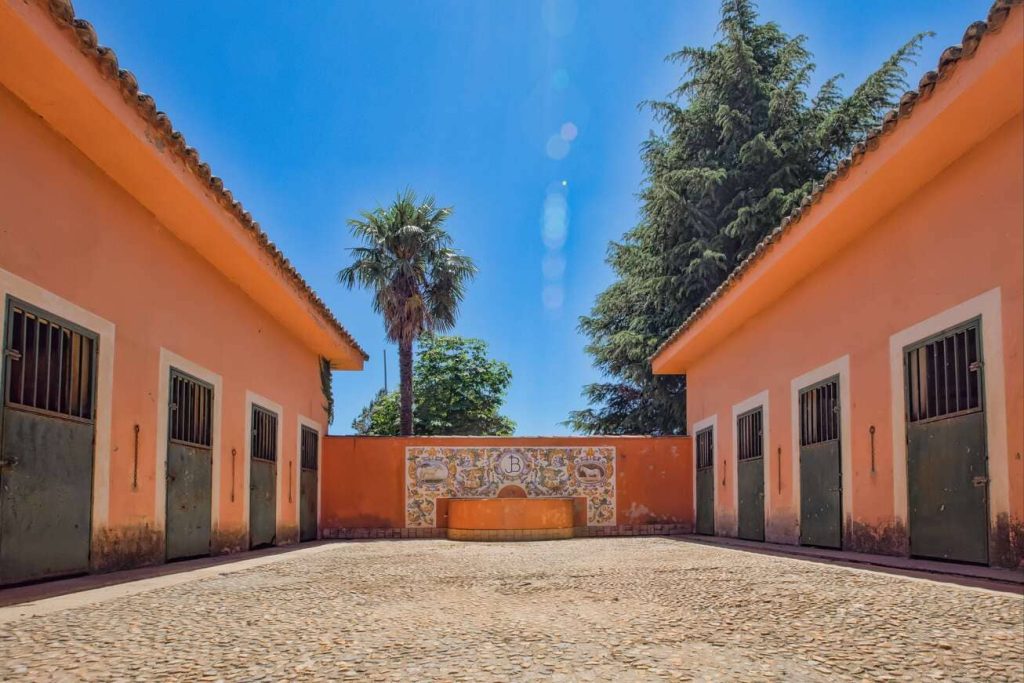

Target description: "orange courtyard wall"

left=0, top=80, right=329, bottom=567
left=321, top=436, right=692, bottom=537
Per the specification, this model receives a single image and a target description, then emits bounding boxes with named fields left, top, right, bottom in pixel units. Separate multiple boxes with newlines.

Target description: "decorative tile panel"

left=405, top=446, right=616, bottom=527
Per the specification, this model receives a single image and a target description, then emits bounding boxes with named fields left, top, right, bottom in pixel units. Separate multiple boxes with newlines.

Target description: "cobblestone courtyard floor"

left=0, top=538, right=1021, bottom=681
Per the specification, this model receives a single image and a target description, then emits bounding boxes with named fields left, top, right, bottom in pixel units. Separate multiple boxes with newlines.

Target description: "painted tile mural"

left=405, top=446, right=616, bottom=528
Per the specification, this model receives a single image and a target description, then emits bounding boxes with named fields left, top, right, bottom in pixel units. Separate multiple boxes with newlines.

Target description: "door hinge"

left=972, top=475, right=989, bottom=487
left=969, top=360, right=984, bottom=372
left=3, top=348, right=21, bottom=361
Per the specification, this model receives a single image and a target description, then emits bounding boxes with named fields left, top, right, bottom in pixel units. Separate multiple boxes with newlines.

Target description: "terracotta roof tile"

left=39, top=0, right=369, bottom=361
left=652, top=0, right=1022, bottom=365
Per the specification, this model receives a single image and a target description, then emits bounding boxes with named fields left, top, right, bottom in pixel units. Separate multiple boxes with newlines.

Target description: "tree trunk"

left=398, top=337, right=414, bottom=436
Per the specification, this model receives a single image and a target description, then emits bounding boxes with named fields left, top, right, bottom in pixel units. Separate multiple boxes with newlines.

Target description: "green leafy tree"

left=351, top=389, right=400, bottom=436
left=339, top=191, right=476, bottom=435
left=352, top=335, right=515, bottom=436
left=571, top=0, right=928, bottom=434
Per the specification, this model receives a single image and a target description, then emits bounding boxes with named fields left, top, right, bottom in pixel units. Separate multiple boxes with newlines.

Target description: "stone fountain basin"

left=446, top=497, right=574, bottom=541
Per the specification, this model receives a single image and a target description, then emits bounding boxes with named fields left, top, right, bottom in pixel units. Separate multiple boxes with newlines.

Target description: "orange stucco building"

left=653, top=4, right=1024, bottom=568
left=0, top=0, right=366, bottom=583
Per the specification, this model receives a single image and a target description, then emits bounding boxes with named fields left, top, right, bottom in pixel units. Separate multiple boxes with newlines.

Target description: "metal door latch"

left=2, top=348, right=21, bottom=361
left=972, top=475, right=989, bottom=487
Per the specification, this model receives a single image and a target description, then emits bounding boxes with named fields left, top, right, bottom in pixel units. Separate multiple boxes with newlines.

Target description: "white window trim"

left=789, top=355, right=853, bottom=536
left=690, top=414, right=718, bottom=531
left=244, top=391, right=284, bottom=538
left=296, top=414, right=322, bottom=538
left=0, top=267, right=115, bottom=533
left=888, top=287, right=1008, bottom=527
left=730, top=390, right=770, bottom=521
left=155, top=349, right=223, bottom=531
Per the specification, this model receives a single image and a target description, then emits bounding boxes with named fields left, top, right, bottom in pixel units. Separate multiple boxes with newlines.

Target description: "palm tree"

left=339, top=190, right=476, bottom=435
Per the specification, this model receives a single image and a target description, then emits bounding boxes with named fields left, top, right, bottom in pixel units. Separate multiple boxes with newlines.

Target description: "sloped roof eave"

left=35, top=0, right=368, bottom=362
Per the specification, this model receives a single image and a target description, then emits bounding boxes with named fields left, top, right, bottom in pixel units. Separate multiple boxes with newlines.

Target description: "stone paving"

left=0, top=538, right=1021, bottom=681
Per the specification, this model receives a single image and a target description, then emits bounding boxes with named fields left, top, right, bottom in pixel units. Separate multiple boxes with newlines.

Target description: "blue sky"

left=73, top=0, right=991, bottom=435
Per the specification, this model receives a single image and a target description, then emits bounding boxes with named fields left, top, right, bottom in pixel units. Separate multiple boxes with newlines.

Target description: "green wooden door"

left=0, top=300, right=97, bottom=585
left=737, top=407, right=765, bottom=542
left=299, top=425, right=318, bottom=542
left=165, top=370, right=213, bottom=561
left=694, top=427, right=714, bottom=535
left=799, top=377, right=842, bottom=549
left=905, top=320, right=988, bottom=564
left=249, top=405, right=278, bottom=548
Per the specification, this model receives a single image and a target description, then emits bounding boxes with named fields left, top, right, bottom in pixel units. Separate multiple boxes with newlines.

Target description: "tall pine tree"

left=571, top=0, right=928, bottom=434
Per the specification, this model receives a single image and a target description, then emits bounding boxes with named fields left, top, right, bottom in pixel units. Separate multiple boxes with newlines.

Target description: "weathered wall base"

left=276, top=525, right=299, bottom=547
left=698, top=513, right=1024, bottom=569
left=448, top=528, right=574, bottom=542
left=843, top=518, right=909, bottom=557
left=91, top=524, right=163, bottom=573
left=991, top=514, right=1024, bottom=569
left=716, top=511, right=738, bottom=539
left=212, top=526, right=249, bottom=555
left=842, top=516, right=1024, bottom=569
left=766, top=512, right=799, bottom=545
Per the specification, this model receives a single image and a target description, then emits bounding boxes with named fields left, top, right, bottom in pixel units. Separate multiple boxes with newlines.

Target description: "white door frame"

left=296, top=415, right=323, bottom=538
left=731, top=390, right=770, bottom=534
left=244, top=391, right=284, bottom=538
left=690, top=414, right=718, bottom=532
left=888, top=287, right=1008, bottom=533
left=0, top=267, right=115, bottom=537
left=155, top=348, right=223, bottom=533
left=790, top=355, right=853, bottom=539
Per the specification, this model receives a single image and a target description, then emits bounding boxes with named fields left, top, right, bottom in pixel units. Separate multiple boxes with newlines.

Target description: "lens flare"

left=545, top=135, right=570, bottom=160
left=542, top=192, right=568, bottom=248
left=542, top=253, right=566, bottom=280
left=542, top=284, right=565, bottom=310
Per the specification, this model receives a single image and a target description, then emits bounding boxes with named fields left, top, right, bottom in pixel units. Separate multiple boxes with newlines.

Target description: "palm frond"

left=340, top=190, right=476, bottom=343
